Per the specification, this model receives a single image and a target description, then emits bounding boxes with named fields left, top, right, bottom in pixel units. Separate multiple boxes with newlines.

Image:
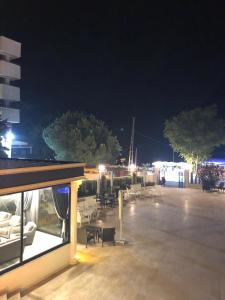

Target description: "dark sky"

left=1, top=1, right=225, bottom=162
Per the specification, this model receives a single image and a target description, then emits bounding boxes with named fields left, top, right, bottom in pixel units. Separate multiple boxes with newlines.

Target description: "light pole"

left=129, top=163, right=136, bottom=185
left=3, top=129, right=15, bottom=158
left=98, top=164, right=106, bottom=195
left=109, top=171, right=113, bottom=194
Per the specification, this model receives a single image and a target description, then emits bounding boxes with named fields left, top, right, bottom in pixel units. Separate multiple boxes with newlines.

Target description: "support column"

left=70, top=179, right=82, bottom=265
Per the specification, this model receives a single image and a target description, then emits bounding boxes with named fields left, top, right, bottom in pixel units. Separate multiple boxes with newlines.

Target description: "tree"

left=24, top=123, right=54, bottom=159
left=15, top=102, right=55, bottom=159
left=164, top=105, right=225, bottom=171
left=0, top=120, right=10, bottom=158
left=43, top=111, right=121, bottom=164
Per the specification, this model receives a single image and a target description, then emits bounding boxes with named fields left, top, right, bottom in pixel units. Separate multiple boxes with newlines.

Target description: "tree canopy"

left=16, top=102, right=54, bottom=160
left=164, top=105, right=225, bottom=169
left=43, top=111, right=121, bottom=165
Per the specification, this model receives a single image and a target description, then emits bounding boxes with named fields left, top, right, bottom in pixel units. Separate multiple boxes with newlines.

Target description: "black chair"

left=98, top=227, right=116, bottom=247
left=107, top=194, right=117, bottom=207
left=85, top=226, right=96, bottom=248
left=219, top=181, right=225, bottom=192
left=96, top=193, right=101, bottom=203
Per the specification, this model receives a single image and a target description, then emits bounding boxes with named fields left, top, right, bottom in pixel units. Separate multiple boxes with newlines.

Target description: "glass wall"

left=0, top=184, right=70, bottom=273
left=0, top=193, right=22, bottom=271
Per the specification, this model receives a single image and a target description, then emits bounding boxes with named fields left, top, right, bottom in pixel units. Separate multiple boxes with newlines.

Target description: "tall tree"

left=164, top=105, right=225, bottom=170
left=15, top=102, right=54, bottom=159
left=43, top=111, right=121, bottom=164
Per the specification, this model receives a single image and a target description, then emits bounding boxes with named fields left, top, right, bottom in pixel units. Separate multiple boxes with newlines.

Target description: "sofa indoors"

left=0, top=211, right=12, bottom=228
left=0, top=236, right=26, bottom=264
left=24, top=221, right=37, bottom=245
left=0, top=211, right=37, bottom=266
left=0, top=215, right=37, bottom=266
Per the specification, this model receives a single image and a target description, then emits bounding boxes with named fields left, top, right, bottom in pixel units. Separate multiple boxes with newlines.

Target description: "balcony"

left=0, top=107, right=20, bottom=123
left=0, top=36, right=21, bottom=60
left=0, top=84, right=20, bottom=102
left=0, top=60, right=21, bottom=81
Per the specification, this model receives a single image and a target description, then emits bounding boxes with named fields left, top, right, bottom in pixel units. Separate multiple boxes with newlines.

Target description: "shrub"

left=198, top=164, right=224, bottom=190
left=78, top=180, right=97, bottom=197
left=78, top=176, right=134, bottom=197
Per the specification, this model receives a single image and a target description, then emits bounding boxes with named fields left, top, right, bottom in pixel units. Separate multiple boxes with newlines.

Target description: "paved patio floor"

left=24, top=187, right=225, bottom=300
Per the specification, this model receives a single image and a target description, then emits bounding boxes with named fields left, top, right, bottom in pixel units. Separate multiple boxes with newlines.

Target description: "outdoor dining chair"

left=85, top=226, right=97, bottom=248
left=98, top=227, right=116, bottom=247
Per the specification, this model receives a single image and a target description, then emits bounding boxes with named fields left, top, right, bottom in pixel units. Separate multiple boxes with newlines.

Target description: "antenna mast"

left=135, top=147, right=137, bottom=166
left=128, top=117, right=135, bottom=167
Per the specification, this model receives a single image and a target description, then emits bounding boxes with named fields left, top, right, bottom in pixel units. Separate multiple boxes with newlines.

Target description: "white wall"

left=0, top=245, right=70, bottom=295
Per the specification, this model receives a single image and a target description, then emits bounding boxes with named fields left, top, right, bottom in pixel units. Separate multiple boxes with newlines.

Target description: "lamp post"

left=98, top=164, right=106, bottom=195
left=98, top=164, right=106, bottom=174
left=109, top=171, right=113, bottom=194
left=129, top=163, right=136, bottom=185
left=3, top=129, right=15, bottom=158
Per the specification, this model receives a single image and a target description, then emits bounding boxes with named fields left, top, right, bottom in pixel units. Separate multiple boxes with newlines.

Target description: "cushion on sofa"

left=10, top=225, right=20, bottom=234
left=0, top=211, right=11, bottom=222
left=0, top=227, right=11, bottom=239
left=10, top=215, right=21, bottom=226
left=24, top=222, right=36, bottom=233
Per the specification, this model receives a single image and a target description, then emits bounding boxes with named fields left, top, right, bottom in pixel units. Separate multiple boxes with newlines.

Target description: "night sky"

left=1, top=1, right=225, bottom=162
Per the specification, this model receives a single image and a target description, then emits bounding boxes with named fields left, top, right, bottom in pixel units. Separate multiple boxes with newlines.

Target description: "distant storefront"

left=153, top=161, right=191, bottom=188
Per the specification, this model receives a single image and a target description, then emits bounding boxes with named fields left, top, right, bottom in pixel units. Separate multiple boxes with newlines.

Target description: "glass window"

left=0, top=193, right=22, bottom=272
left=23, top=184, right=70, bottom=261
left=0, top=184, right=70, bottom=273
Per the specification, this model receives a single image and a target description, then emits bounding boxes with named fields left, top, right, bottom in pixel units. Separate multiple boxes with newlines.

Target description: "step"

left=0, top=294, right=7, bottom=300
left=8, top=293, right=20, bottom=300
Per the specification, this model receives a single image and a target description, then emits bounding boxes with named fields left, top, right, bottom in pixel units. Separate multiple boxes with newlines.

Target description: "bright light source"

left=152, top=161, right=192, bottom=170
left=98, top=164, right=106, bottom=174
left=6, top=130, right=15, bottom=142
left=129, top=163, right=136, bottom=173
left=130, top=204, right=135, bottom=215
left=2, top=130, right=15, bottom=158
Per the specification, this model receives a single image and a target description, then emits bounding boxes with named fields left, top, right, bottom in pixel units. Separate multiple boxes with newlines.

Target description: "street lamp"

left=98, top=164, right=106, bottom=174
left=97, top=164, right=106, bottom=196
left=128, top=163, right=137, bottom=185
left=128, top=163, right=136, bottom=173
left=3, top=130, right=15, bottom=158
left=6, top=130, right=15, bottom=142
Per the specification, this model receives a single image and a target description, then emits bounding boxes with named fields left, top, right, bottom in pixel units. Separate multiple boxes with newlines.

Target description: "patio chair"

left=107, top=194, right=117, bottom=207
left=98, top=194, right=107, bottom=207
left=98, top=227, right=116, bottom=247
left=85, top=226, right=96, bottom=248
left=218, top=181, right=225, bottom=192
left=77, top=209, right=90, bottom=227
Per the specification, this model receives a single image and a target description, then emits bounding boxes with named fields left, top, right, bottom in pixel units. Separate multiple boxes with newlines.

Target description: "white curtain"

left=28, top=190, right=40, bottom=224
left=15, top=190, right=39, bottom=224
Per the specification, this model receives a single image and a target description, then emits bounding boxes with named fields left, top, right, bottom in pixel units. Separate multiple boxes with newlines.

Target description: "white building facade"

left=0, top=36, right=21, bottom=123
